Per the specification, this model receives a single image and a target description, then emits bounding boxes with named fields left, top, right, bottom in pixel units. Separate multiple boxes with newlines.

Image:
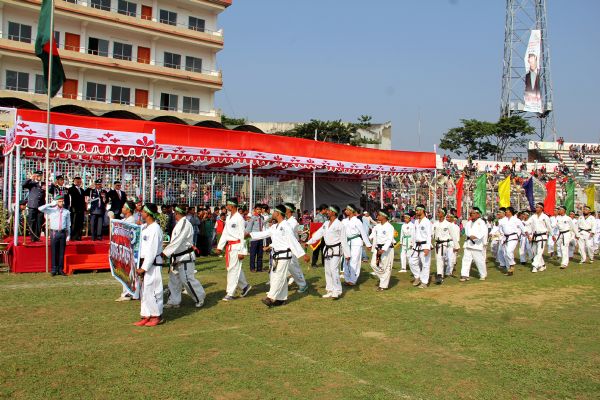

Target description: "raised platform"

left=6, top=238, right=109, bottom=273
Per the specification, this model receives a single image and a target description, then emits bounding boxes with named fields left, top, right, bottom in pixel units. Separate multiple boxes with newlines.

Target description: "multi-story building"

left=0, top=0, right=231, bottom=123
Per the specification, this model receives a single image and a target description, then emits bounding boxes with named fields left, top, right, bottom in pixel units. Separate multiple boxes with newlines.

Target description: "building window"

left=159, top=9, right=177, bottom=26
left=8, top=22, right=32, bottom=43
left=35, top=74, right=46, bottom=94
left=183, top=97, right=200, bottom=114
left=113, top=42, right=133, bottom=61
left=91, top=0, right=111, bottom=11
left=111, top=86, right=131, bottom=105
left=185, top=56, right=203, bottom=73
left=188, top=17, right=205, bottom=32
left=86, top=82, right=107, bottom=102
left=164, top=52, right=181, bottom=69
left=64, top=0, right=77, bottom=3
left=160, top=93, right=178, bottom=111
left=6, top=71, right=29, bottom=92
left=88, top=37, right=109, bottom=57
left=117, top=0, right=136, bottom=16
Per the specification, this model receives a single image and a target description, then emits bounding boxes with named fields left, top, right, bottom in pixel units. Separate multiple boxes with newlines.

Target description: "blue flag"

left=522, top=178, right=535, bottom=211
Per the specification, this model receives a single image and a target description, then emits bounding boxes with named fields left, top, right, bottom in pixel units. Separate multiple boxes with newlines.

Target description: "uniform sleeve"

left=38, top=204, right=51, bottom=213
left=217, top=224, right=229, bottom=250
left=357, top=219, right=372, bottom=247
left=163, top=221, right=191, bottom=258
left=250, top=229, right=271, bottom=241
left=306, top=224, right=325, bottom=245
left=381, top=226, right=393, bottom=252
left=543, top=216, right=552, bottom=234
left=451, top=225, right=460, bottom=249
left=141, top=228, right=160, bottom=272
left=284, top=225, right=306, bottom=259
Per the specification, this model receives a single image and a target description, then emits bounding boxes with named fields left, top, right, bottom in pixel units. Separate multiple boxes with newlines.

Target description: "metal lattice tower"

left=501, top=0, right=556, bottom=141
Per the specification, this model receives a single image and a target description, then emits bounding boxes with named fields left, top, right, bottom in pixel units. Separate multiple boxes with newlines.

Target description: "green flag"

left=473, top=174, right=487, bottom=215
left=35, top=0, right=66, bottom=98
left=565, top=179, right=575, bottom=213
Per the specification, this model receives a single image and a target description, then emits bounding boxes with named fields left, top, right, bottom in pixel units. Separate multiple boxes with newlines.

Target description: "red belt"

left=225, top=240, right=241, bottom=268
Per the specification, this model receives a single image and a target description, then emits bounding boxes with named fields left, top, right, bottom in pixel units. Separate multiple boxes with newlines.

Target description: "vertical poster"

left=524, top=30, right=542, bottom=113
left=109, top=220, right=142, bottom=297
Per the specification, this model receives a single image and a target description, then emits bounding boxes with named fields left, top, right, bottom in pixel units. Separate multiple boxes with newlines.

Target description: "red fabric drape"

left=455, top=175, right=464, bottom=218
left=544, top=179, right=557, bottom=216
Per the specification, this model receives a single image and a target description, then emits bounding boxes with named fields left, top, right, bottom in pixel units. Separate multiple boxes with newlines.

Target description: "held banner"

left=524, top=30, right=542, bottom=113
left=109, top=220, right=142, bottom=297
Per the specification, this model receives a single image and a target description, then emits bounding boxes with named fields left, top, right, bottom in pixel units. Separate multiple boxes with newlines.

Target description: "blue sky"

left=215, top=0, right=600, bottom=152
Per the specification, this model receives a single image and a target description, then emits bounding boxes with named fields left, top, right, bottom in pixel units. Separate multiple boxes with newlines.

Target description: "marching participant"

left=163, top=205, right=206, bottom=309
left=398, top=213, right=414, bottom=273
left=115, top=201, right=140, bottom=302
left=432, top=208, right=453, bottom=285
left=248, top=205, right=306, bottom=307
left=528, top=202, right=552, bottom=273
left=215, top=198, right=252, bottom=301
left=460, top=207, right=488, bottom=281
left=595, top=211, right=600, bottom=255
left=495, top=208, right=507, bottom=269
left=569, top=211, right=579, bottom=259
left=342, top=204, right=371, bottom=286
left=284, top=203, right=308, bottom=293
left=408, top=204, right=432, bottom=288
left=577, top=206, right=596, bottom=264
left=553, top=205, right=578, bottom=269
left=305, top=205, right=350, bottom=299
left=489, top=216, right=502, bottom=263
left=519, top=210, right=533, bottom=265
left=446, top=213, right=460, bottom=276
left=369, top=209, right=395, bottom=291
left=548, top=209, right=559, bottom=257
left=134, top=203, right=164, bottom=327
left=499, top=207, right=523, bottom=276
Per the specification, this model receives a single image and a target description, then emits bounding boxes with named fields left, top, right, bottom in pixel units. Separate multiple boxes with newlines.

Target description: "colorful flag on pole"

left=522, top=178, right=535, bottom=211
left=564, top=179, right=575, bottom=213
left=585, top=184, right=596, bottom=210
left=544, top=179, right=557, bottom=216
left=35, top=0, right=66, bottom=97
left=473, top=174, right=487, bottom=215
left=456, top=175, right=464, bottom=218
left=308, top=222, right=323, bottom=251
left=498, top=176, right=511, bottom=208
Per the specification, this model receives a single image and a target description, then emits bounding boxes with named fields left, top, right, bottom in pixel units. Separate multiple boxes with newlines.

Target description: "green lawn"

left=1, top=251, right=599, bottom=400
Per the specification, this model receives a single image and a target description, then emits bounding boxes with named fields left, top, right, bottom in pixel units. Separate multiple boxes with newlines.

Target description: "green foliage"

left=221, top=115, right=247, bottom=126
left=0, top=203, right=9, bottom=238
left=280, top=115, right=379, bottom=146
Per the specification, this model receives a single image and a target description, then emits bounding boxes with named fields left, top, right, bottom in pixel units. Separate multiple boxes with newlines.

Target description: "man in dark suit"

left=85, top=179, right=107, bottom=240
left=68, top=176, right=85, bottom=240
left=525, top=53, right=541, bottom=96
left=49, top=175, right=70, bottom=209
left=22, top=170, right=45, bottom=242
left=107, top=180, right=127, bottom=220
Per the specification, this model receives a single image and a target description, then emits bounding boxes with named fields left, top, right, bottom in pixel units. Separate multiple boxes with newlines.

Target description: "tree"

left=280, top=115, right=379, bottom=146
left=221, top=115, right=247, bottom=126
left=490, top=115, right=536, bottom=161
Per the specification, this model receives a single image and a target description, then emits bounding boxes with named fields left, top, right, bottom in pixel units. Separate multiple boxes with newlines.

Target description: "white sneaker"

left=531, top=267, right=538, bottom=273
left=479, top=277, right=486, bottom=281
left=195, top=300, right=204, bottom=308
left=399, top=269, right=407, bottom=273
left=539, top=266, right=546, bottom=272
left=164, top=303, right=180, bottom=309
left=370, top=272, right=377, bottom=276
left=322, top=292, right=333, bottom=298
left=115, top=295, right=131, bottom=302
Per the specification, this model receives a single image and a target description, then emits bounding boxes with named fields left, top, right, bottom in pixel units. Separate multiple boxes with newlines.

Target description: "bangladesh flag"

left=35, top=0, right=66, bottom=97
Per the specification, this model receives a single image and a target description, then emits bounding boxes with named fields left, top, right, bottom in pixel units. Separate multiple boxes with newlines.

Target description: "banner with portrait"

left=524, top=30, right=542, bottom=113
left=109, top=220, right=142, bottom=297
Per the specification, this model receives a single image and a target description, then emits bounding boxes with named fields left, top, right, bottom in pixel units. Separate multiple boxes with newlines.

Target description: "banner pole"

left=379, top=174, right=384, bottom=208
left=150, top=157, right=155, bottom=203
left=141, top=157, right=146, bottom=202
left=249, top=160, right=253, bottom=211
left=13, top=146, right=21, bottom=248
left=312, top=128, right=317, bottom=217
left=2, top=153, right=8, bottom=207
left=432, top=145, right=438, bottom=214
left=7, top=150, right=13, bottom=213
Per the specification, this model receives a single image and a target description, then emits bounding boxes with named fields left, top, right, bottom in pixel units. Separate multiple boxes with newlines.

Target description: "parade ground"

left=1, top=252, right=599, bottom=400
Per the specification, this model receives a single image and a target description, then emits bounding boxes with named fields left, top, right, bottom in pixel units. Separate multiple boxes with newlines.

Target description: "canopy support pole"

left=2, top=152, right=8, bottom=207
left=249, top=161, right=253, bottom=211
left=432, top=145, right=438, bottom=214
left=7, top=150, right=14, bottom=213
left=312, top=170, right=316, bottom=217
left=379, top=174, right=384, bottom=208
left=141, top=157, right=146, bottom=202
left=13, top=146, right=21, bottom=248
left=150, top=157, right=155, bottom=203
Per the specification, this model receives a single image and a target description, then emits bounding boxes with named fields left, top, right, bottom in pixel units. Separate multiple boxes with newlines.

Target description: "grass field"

left=1, top=250, right=600, bottom=400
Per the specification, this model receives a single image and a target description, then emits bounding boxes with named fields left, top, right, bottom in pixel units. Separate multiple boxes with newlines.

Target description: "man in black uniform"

left=85, top=179, right=107, bottom=240
left=107, top=180, right=127, bottom=220
left=49, top=175, right=70, bottom=209
left=68, top=176, right=85, bottom=241
left=22, top=170, right=45, bottom=242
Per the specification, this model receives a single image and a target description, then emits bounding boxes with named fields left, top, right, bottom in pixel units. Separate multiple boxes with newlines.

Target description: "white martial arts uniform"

left=548, top=216, right=558, bottom=255
left=569, top=218, right=578, bottom=258
left=489, top=225, right=502, bottom=263
left=217, top=211, right=249, bottom=297
left=119, top=215, right=140, bottom=299
left=139, top=222, right=164, bottom=317
left=251, top=220, right=305, bottom=301
left=577, top=214, right=596, bottom=262
left=529, top=212, right=552, bottom=271
left=448, top=222, right=460, bottom=274
left=519, top=217, right=533, bottom=263
left=285, top=216, right=307, bottom=288
left=343, top=215, right=371, bottom=284
left=163, top=217, right=206, bottom=307
left=554, top=215, right=577, bottom=268
left=498, top=216, right=523, bottom=269
left=408, top=217, right=432, bottom=285
left=460, top=218, right=488, bottom=279
left=307, top=219, right=350, bottom=297
left=595, top=217, right=600, bottom=254
left=433, top=219, right=453, bottom=277
left=370, top=221, right=394, bottom=289
left=399, top=222, right=414, bottom=272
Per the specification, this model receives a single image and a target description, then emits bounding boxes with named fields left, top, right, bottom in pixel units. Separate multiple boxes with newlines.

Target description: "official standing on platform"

left=164, top=205, right=206, bottom=308
left=408, top=204, right=432, bottom=288
left=369, top=209, right=395, bottom=291
left=553, top=205, right=577, bottom=269
left=215, top=198, right=252, bottom=301
left=68, top=176, right=85, bottom=241
left=86, top=179, right=107, bottom=240
left=39, top=195, right=70, bottom=276
left=342, top=204, right=371, bottom=286
left=460, top=207, right=488, bottom=281
left=578, top=206, right=596, bottom=264
left=107, top=181, right=127, bottom=220
left=528, top=202, right=552, bottom=273
left=134, top=203, right=164, bottom=327
left=245, top=204, right=265, bottom=272
left=49, top=175, right=69, bottom=209
left=22, top=170, right=45, bottom=242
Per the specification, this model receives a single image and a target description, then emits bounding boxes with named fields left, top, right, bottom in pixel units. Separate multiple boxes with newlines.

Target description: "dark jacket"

left=22, top=179, right=45, bottom=209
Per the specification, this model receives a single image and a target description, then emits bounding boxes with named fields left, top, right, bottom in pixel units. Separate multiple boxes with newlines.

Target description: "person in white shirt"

left=553, top=205, right=578, bottom=269
left=284, top=203, right=308, bottom=292
left=569, top=211, right=579, bottom=258
left=305, top=205, right=350, bottom=299
left=489, top=217, right=502, bottom=264
left=369, top=209, right=395, bottom=290
left=342, top=204, right=371, bottom=286
left=519, top=210, right=533, bottom=264
left=577, top=205, right=596, bottom=264
left=528, top=202, right=553, bottom=273
left=215, top=198, right=252, bottom=301
left=163, top=205, right=206, bottom=309
left=432, top=208, right=453, bottom=285
left=495, top=208, right=507, bottom=269
left=498, top=207, right=523, bottom=276
left=408, top=204, right=432, bottom=288
left=249, top=205, right=305, bottom=307
left=361, top=211, right=373, bottom=262
left=133, top=203, right=164, bottom=327
left=460, top=207, right=488, bottom=281
left=398, top=213, right=414, bottom=273
left=446, top=213, right=460, bottom=276
left=547, top=211, right=559, bottom=256
left=115, top=201, right=140, bottom=302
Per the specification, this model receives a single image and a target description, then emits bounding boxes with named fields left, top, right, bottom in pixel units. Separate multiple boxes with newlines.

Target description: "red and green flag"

left=35, top=0, right=66, bottom=98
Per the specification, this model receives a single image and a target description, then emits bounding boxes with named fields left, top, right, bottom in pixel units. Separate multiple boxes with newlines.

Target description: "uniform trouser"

left=490, top=240, right=500, bottom=262
left=70, top=210, right=84, bottom=240
left=50, top=230, right=67, bottom=274
left=547, top=235, right=555, bottom=254
left=578, top=235, right=595, bottom=262
left=519, top=236, right=532, bottom=262
left=27, top=208, right=42, bottom=240
left=460, top=248, right=487, bottom=278
left=168, top=262, right=206, bottom=305
left=408, top=249, right=431, bottom=284
left=435, top=243, right=452, bottom=276
left=249, top=240, right=264, bottom=271
left=288, top=256, right=307, bottom=287
left=140, top=267, right=163, bottom=317
left=531, top=240, right=547, bottom=269
left=595, top=233, right=600, bottom=253
left=371, top=248, right=393, bottom=288
left=399, top=248, right=409, bottom=271
left=496, top=241, right=506, bottom=267
left=502, top=240, right=518, bottom=267
left=343, top=242, right=363, bottom=284
left=90, top=213, right=103, bottom=239
left=447, top=249, right=457, bottom=273
left=324, top=255, right=343, bottom=295
left=556, top=232, right=572, bottom=266
left=268, top=258, right=291, bottom=301
left=225, top=248, right=248, bottom=296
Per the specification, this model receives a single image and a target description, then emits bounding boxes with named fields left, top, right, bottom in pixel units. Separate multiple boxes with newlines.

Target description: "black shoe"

left=261, top=297, right=275, bottom=308
left=59, top=272, right=67, bottom=276
left=274, top=300, right=287, bottom=306
left=50, top=272, right=56, bottom=276
left=520, top=261, right=526, bottom=265
left=435, top=274, right=443, bottom=285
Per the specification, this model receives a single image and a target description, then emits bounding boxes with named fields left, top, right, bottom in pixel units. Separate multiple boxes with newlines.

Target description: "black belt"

left=579, top=229, right=591, bottom=233
left=556, top=230, right=570, bottom=245
left=435, top=239, right=451, bottom=253
left=411, top=241, right=426, bottom=256
left=532, top=232, right=547, bottom=243
left=140, top=256, right=163, bottom=267
left=504, top=232, right=519, bottom=243
left=273, top=249, right=292, bottom=260
left=51, top=229, right=68, bottom=233
left=323, top=243, right=341, bottom=259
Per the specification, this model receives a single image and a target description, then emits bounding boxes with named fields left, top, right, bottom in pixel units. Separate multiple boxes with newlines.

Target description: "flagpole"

left=44, top=0, right=55, bottom=274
